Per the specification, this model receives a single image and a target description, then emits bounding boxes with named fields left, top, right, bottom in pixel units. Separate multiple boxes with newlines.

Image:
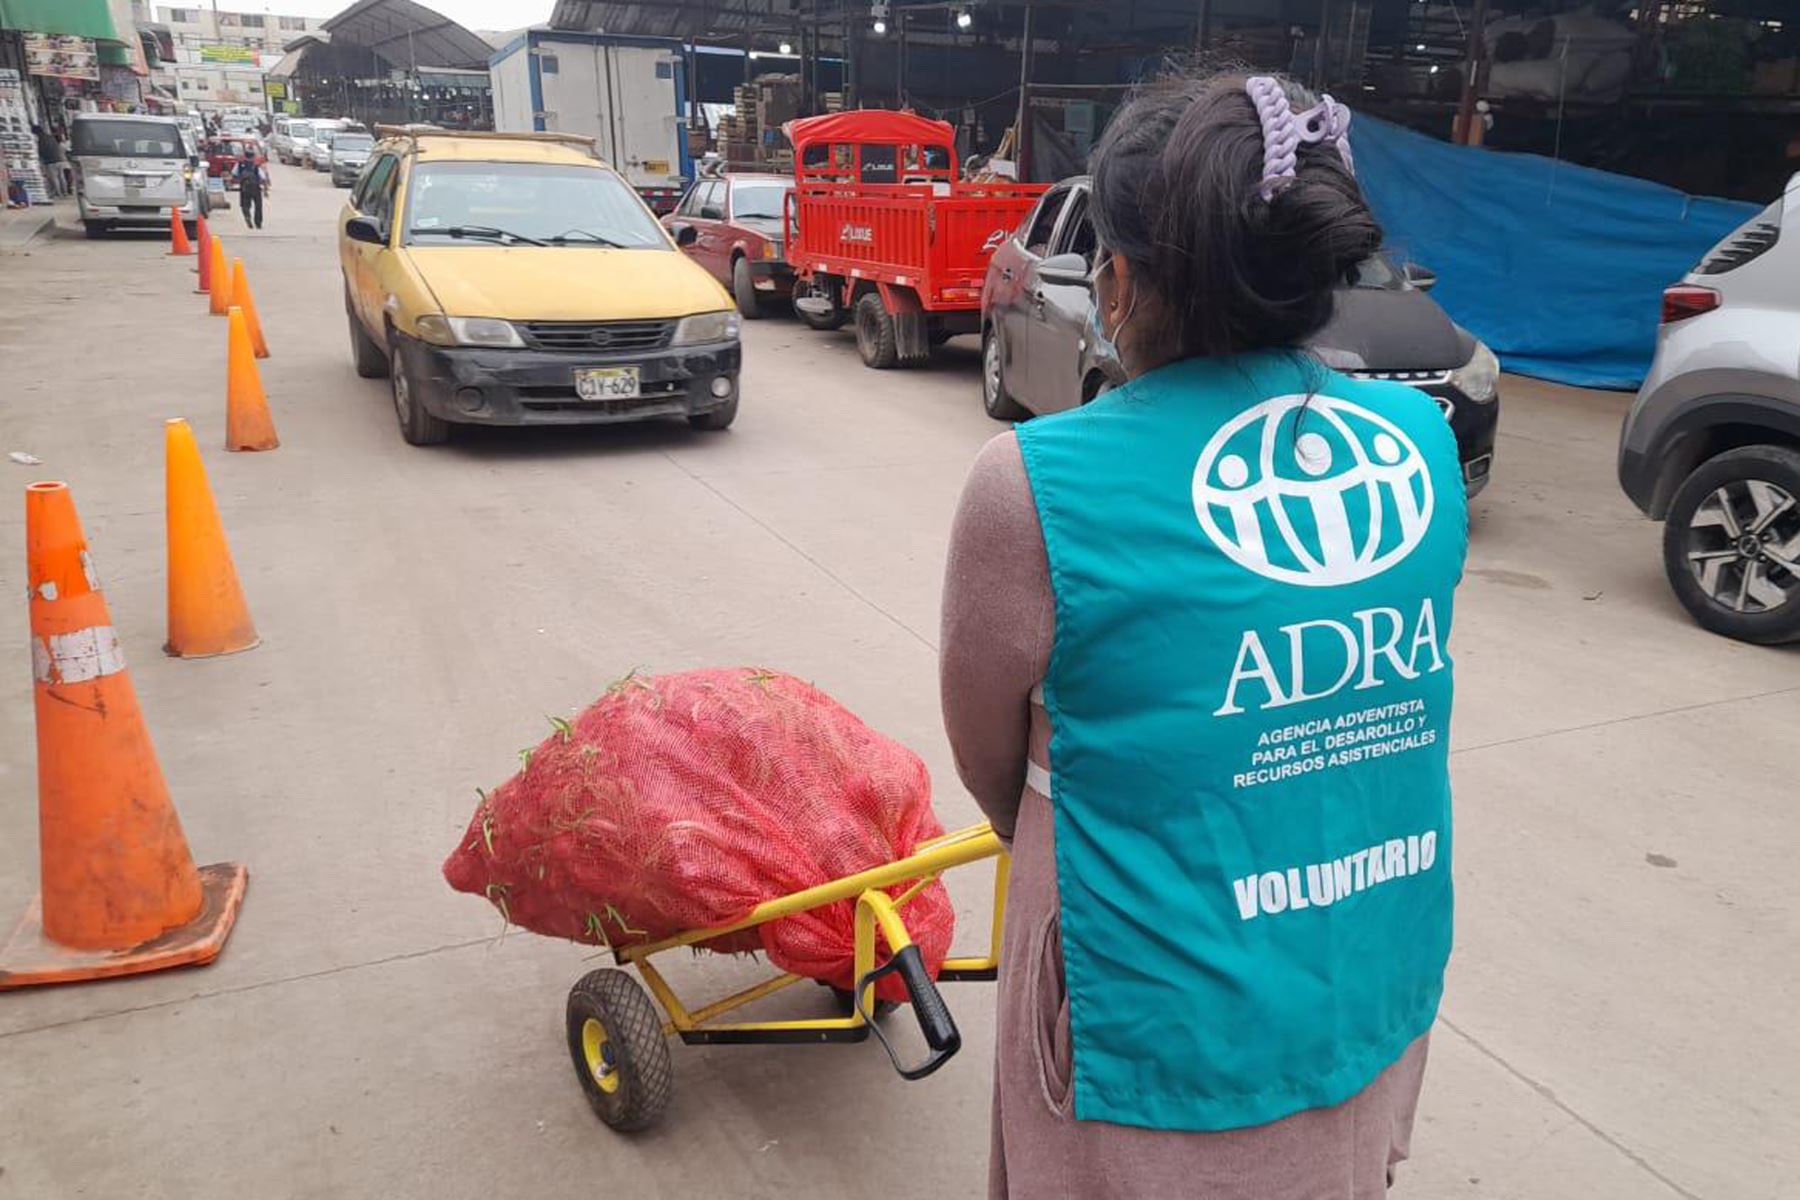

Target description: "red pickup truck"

left=781, top=111, right=1048, bottom=369
left=205, top=136, right=263, bottom=188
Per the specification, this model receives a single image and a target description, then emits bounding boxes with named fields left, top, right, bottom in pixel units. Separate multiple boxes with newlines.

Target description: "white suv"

left=1618, top=172, right=1800, bottom=644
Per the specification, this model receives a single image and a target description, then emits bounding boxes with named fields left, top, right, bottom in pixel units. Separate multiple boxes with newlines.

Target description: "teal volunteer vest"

left=1015, top=351, right=1466, bottom=1132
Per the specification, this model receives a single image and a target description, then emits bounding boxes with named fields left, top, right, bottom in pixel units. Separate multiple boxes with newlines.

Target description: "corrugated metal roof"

left=322, top=0, right=494, bottom=70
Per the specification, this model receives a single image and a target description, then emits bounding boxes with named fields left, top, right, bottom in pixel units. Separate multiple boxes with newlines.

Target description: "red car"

left=205, top=136, right=263, bottom=188
left=662, top=173, right=795, bottom=318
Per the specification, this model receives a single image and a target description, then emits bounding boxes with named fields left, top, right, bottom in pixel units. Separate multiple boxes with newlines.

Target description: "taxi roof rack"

left=373, top=125, right=601, bottom=158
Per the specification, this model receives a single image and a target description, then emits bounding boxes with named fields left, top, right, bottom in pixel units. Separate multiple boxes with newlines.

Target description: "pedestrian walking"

left=32, top=124, right=67, bottom=198
left=235, top=149, right=268, bottom=230
left=940, top=70, right=1468, bottom=1199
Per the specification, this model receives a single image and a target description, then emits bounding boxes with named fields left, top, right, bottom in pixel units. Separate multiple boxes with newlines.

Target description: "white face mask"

left=1089, top=253, right=1139, bottom=358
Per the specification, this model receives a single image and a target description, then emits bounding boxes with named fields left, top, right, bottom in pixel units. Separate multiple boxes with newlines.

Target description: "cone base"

left=164, top=634, right=262, bottom=659
left=0, top=862, right=248, bottom=990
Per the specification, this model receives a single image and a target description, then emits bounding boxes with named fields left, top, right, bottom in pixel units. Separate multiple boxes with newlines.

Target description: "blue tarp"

left=1351, top=116, right=1759, bottom=390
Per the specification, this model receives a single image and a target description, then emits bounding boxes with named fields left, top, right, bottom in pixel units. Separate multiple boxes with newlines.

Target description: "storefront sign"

left=23, top=35, right=100, bottom=82
left=264, top=80, right=286, bottom=99
left=200, top=45, right=258, bottom=65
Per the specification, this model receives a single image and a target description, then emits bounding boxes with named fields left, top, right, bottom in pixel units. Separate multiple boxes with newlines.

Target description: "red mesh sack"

left=443, top=668, right=952, bottom=1003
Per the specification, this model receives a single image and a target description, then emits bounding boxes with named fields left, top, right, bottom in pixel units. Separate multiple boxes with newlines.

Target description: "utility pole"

left=1015, top=1, right=1036, bottom=181
left=1455, top=0, right=1492, bottom=145
left=1312, top=0, right=1331, bottom=90
left=896, top=8, right=907, bottom=108
left=1197, top=0, right=1213, bottom=51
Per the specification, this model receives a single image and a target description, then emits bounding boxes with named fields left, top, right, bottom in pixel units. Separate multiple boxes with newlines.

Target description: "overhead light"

left=779, top=41, right=792, bottom=54
left=1429, top=64, right=1439, bottom=74
left=1415, top=42, right=1427, bottom=50
left=872, top=19, right=887, bottom=34
left=956, top=8, right=972, bottom=28
left=749, top=50, right=760, bottom=58
left=872, top=1, right=889, bottom=34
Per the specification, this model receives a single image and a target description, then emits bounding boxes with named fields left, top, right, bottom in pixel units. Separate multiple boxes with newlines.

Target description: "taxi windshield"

left=402, top=161, right=667, bottom=248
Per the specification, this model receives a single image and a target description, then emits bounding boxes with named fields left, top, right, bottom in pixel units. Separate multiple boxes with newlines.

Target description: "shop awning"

left=0, top=0, right=119, bottom=40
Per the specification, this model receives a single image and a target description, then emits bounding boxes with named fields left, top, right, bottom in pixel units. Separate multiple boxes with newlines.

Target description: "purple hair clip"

left=1245, top=76, right=1355, bottom=202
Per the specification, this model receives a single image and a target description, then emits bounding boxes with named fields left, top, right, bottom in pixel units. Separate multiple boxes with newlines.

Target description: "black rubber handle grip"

left=855, top=945, right=963, bottom=1081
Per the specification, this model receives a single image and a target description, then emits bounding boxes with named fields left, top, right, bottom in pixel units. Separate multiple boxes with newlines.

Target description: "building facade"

left=154, top=6, right=321, bottom=57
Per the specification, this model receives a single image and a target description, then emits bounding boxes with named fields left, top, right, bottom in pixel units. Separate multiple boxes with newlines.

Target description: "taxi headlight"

left=1449, top=340, right=1500, bottom=403
left=671, top=310, right=740, bottom=345
left=415, top=315, right=525, bottom=348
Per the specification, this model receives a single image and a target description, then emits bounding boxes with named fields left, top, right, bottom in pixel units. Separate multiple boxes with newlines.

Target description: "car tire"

left=1661, top=444, right=1800, bottom=645
left=82, top=220, right=104, bottom=239
left=388, top=332, right=450, bottom=446
left=731, top=256, right=763, bottom=319
left=346, top=286, right=389, bottom=378
left=854, top=293, right=899, bottom=369
left=982, top=326, right=1030, bottom=421
left=689, top=393, right=739, bottom=431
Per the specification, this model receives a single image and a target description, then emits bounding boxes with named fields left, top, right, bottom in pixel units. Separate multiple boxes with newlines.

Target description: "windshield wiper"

left=410, top=224, right=547, bottom=247
left=546, top=228, right=627, bottom=248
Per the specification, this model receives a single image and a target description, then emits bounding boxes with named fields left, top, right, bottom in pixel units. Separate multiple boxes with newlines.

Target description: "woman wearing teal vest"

left=941, top=72, right=1467, bottom=1197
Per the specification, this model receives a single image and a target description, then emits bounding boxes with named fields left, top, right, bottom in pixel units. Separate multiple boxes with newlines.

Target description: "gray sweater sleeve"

left=939, top=432, right=1055, bottom=839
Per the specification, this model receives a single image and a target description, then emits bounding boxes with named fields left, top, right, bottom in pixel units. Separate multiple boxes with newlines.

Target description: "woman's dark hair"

left=1089, top=72, right=1383, bottom=361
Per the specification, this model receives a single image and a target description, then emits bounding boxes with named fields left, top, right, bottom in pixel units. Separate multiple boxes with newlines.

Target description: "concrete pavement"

left=0, top=161, right=1793, bottom=1200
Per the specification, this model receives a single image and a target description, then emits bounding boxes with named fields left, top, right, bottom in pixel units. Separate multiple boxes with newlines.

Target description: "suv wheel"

left=982, top=326, right=1029, bottom=421
left=1662, top=444, right=1800, bottom=644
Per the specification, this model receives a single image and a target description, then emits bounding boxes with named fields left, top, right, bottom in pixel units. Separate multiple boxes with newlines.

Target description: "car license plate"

left=575, top=367, right=641, bottom=401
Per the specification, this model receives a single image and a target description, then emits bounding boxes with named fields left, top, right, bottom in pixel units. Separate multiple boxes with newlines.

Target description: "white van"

left=278, top=118, right=316, bottom=165
left=70, top=112, right=206, bottom=238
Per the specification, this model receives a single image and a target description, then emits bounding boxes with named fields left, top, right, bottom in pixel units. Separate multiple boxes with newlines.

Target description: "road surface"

left=0, top=163, right=1793, bottom=1200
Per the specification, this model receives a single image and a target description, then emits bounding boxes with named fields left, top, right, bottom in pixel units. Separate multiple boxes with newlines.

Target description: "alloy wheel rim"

left=1686, top=478, right=1800, bottom=614
left=392, top=369, right=410, bottom=423
left=984, top=336, right=1001, bottom=406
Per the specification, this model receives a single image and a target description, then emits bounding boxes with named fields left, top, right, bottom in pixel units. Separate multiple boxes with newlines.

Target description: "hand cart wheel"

left=566, top=969, right=674, bottom=1132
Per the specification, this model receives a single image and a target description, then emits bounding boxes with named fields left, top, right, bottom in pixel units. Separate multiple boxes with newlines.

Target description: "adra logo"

left=1215, top=599, right=1444, bottom=715
left=1192, top=394, right=1434, bottom=587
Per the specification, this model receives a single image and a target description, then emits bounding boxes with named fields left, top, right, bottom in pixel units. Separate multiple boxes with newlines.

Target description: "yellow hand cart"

left=564, top=821, right=1010, bottom=1132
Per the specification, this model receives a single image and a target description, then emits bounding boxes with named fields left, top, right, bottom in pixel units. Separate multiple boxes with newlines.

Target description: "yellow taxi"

left=338, top=127, right=739, bottom=445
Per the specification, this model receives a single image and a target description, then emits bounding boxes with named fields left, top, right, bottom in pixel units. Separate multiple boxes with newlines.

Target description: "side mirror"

left=672, top=223, right=698, bottom=248
left=189, top=154, right=201, bottom=168
left=1404, top=262, right=1438, bottom=292
left=345, top=215, right=385, bottom=246
left=1038, top=252, right=1092, bottom=287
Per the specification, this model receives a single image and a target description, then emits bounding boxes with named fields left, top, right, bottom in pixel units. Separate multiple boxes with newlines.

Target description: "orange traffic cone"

left=225, top=306, right=278, bottom=452
left=229, top=258, right=268, bottom=359
left=165, top=419, right=259, bottom=658
left=0, top=482, right=247, bottom=990
left=208, top=234, right=232, bottom=316
left=193, top=212, right=211, bottom=287
left=167, top=207, right=192, bottom=256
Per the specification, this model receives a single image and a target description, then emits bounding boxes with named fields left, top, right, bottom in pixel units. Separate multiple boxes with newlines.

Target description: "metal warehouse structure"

left=545, top=0, right=1797, bottom=200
